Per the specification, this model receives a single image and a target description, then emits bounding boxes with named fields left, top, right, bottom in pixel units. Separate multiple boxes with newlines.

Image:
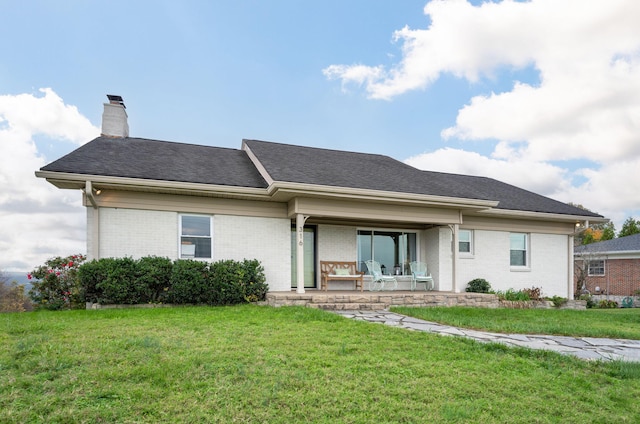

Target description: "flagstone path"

left=333, top=309, right=640, bottom=362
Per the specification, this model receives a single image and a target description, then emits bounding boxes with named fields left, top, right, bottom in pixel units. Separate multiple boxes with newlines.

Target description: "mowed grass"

left=1, top=306, right=640, bottom=423
left=391, top=306, right=640, bottom=340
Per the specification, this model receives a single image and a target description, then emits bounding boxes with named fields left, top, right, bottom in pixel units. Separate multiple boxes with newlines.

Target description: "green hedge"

left=78, top=257, right=267, bottom=306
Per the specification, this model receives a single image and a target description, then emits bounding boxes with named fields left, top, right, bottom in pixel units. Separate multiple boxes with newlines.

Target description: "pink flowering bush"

left=28, top=254, right=86, bottom=310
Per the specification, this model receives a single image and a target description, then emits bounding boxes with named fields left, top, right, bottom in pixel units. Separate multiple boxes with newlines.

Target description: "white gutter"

left=35, top=171, right=272, bottom=199
left=477, top=208, right=608, bottom=223
left=268, top=181, right=500, bottom=210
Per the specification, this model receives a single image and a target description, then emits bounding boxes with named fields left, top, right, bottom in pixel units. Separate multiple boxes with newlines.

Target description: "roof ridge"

left=120, top=136, right=241, bottom=152
left=243, top=138, right=396, bottom=160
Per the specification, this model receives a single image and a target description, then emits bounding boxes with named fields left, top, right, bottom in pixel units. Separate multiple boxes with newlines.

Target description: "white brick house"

left=36, top=96, right=606, bottom=298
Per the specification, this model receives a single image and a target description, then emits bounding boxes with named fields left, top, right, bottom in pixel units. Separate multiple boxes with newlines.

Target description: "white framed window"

left=179, top=215, right=212, bottom=259
left=588, top=260, right=605, bottom=276
left=459, top=229, right=473, bottom=255
left=509, top=233, right=529, bottom=268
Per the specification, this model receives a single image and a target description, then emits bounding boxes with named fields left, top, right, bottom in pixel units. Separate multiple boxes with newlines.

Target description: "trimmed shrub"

left=135, top=256, right=173, bottom=303
left=77, top=257, right=268, bottom=306
left=209, top=259, right=268, bottom=305
left=466, top=278, right=491, bottom=293
left=167, top=260, right=210, bottom=304
left=95, top=257, right=138, bottom=304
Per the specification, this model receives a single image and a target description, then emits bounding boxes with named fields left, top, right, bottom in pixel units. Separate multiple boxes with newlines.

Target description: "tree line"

left=569, top=203, right=640, bottom=245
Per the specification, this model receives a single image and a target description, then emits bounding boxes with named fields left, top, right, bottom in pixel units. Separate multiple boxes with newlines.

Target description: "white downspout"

left=568, top=235, right=574, bottom=299
left=448, top=224, right=460, bottom=293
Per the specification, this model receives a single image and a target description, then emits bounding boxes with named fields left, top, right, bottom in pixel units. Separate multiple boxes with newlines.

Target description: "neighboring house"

left=574, top=233, right=640, bottom=297
left=36, top=96, right=605, bottom=298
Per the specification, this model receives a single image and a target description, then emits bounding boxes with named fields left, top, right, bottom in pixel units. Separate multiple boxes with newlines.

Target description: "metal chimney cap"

left=106, top=94, right=126, bottom=108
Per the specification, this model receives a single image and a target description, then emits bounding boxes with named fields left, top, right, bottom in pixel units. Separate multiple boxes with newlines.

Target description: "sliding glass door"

left=357, top=230, right=417, bottom=275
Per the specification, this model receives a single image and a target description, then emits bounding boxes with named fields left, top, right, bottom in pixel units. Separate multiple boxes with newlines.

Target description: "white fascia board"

left=267, top=181, right=499, bottom=209
left=35, top=171, right=271, bottom=199
left=575, top=250, right=640, bottom=258
left=477, top=207, right=608, bottom=223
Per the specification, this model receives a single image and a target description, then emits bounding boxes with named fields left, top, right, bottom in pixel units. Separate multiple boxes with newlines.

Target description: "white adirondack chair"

left=364, top=260, right=398, bottom=291
left=410, top=261, right=434, bottom=291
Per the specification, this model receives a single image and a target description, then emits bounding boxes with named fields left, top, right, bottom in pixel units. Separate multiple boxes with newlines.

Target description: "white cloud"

left=405, top=148, right=571, bottom=199
left=327, top=0, right=640, bottom=228
left=405, top=148, right=640, bottom=230
left=0, top=89, right=99, bottom=272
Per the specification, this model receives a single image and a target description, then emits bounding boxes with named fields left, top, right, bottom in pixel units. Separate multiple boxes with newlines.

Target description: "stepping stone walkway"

left=333, top=309, right=640, bottom=362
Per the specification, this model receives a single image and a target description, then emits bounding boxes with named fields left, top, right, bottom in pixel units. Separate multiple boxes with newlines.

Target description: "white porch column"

left=295, top=214, right=308, bottom=294
left=452, top=224, right=460, bottom=293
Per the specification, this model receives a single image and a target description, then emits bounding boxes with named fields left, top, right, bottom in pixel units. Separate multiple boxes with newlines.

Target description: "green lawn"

left=1, top=305, right=640, bottom=423
left=391, top=306, right=640, bottom=340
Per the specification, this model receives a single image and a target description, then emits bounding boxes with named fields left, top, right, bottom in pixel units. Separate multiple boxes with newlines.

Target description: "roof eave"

left=35, top=171, right=271, bottom=200
left=475, top=207, right=608, bottom=223
left=575, top=250, right=640, bottom=256
left=267, top=181, right=499, bottom=210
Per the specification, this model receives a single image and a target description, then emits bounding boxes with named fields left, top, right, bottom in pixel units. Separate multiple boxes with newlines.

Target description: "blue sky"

left=1, top=0, right=639, bottom=272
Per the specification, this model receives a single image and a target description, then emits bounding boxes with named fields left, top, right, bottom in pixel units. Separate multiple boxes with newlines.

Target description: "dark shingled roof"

left=40, top=137, right=603, bottom=219
left=41, top=137, right=268, bottom=188
left=243, top=139, right=602, bottom=218
left=575, top=233, right=640, bottom=254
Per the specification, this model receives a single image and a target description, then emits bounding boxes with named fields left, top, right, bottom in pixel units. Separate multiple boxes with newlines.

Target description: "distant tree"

left=581, top=228, right=601, bottom=245
left=601, top=221, right=616, bottom=241
left=567, top=203, right=615, bottom=245
left=618, top=217, right=640, bottom=238
left=0, top=269, right=32, bottom=312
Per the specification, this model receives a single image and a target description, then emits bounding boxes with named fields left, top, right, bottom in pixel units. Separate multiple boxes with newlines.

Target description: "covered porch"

left=288, top=196, right=489, bottom=295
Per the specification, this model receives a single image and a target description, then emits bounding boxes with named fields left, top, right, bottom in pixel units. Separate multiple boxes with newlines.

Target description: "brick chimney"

left=101, top=94, right=129, bottom=138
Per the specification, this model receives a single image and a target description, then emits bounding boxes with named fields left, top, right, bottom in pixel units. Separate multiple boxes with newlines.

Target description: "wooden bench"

left=320, top=261, right=364, bottom=292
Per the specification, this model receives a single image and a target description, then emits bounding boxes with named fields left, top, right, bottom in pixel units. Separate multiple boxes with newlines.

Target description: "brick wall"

left=577, top=258, right=640, bottom=296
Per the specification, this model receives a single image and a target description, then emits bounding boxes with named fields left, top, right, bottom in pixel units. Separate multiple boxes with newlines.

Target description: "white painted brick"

left=317, top=224, right=358, bottom=289
left=458, top=230, right=570, bottom=298
left=317, top=225, right=357, bottom=261
left=97, top=209, right=291, bottom=291
left=214, top=215, right=291, bottom=291
left=99, top=208, right=178, bottom=259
